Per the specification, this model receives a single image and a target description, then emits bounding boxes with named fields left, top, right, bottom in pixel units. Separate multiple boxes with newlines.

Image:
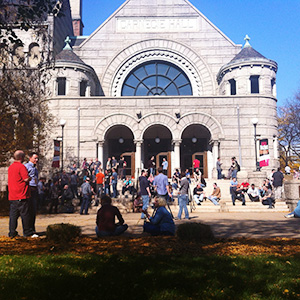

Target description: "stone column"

left=134, top=139, right=143, bottom=179
left=172, top=139, right=182, bottom=172
left=98, top=140, right=104, bottom=168
left=211, top=140, right=219, bottom=179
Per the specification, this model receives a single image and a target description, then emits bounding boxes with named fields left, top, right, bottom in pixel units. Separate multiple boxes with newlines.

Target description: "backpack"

left=236, top=162, right=241, bottom=172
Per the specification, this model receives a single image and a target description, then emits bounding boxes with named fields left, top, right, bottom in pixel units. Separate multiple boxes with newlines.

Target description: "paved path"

left=1, top=207, right=300, bottom=239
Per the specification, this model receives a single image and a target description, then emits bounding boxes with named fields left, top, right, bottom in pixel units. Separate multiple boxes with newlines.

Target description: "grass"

left=0, top=253, right=300, bottom=300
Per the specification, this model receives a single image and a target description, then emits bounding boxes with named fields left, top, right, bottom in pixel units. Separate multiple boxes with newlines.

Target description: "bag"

left=236, top=162, right=241, bottom=172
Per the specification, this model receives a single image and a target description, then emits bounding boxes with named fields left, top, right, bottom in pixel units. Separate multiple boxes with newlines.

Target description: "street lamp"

left=251, top=118, right=260, bottom=171
left=60, top=119, right=66, bottom=172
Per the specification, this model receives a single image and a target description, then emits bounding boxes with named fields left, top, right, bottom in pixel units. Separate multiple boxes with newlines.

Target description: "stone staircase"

left=187, top=179, right=289, bottom=213
left=92, top=178, right=289, bottom=214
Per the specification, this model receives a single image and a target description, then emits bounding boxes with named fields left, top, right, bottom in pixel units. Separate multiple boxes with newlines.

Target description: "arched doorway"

left=180, top=125, right=211, bottom=177
left=104, top=125, right=135, bottom=177
left=143, top=125, right=172, bottom=177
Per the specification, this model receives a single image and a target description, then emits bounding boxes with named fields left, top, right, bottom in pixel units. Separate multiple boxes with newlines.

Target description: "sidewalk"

left=1, top=209, right=299, bottom=239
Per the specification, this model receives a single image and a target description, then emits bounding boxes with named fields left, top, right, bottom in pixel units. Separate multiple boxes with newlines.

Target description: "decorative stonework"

left=102, top=39, right=215, bottom=97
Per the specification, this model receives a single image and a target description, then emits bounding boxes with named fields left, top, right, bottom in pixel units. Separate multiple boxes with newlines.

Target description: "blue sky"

left=82, top=0, right=300, bottom=107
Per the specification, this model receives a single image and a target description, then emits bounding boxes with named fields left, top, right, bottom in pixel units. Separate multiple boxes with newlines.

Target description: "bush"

left=176, top=222, right=214, bottom=242
left=46, top=223, right=81, bottom=243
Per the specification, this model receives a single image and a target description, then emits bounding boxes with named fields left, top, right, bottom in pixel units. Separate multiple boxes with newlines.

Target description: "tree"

left=0, top=0, right=61, bottom=50
left=278, top=94, right=300, bottom=168
left=0, top=0, right=61, bottom=166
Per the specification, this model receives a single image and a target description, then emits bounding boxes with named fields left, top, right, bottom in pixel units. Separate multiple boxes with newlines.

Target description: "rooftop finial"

left=244, top=35, right=251, bottom=48
left=63, top=36, right=72, bottom=50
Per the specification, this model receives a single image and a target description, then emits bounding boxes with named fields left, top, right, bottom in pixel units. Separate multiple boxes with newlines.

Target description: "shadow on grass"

left=0, top=254, right=299, bottom=300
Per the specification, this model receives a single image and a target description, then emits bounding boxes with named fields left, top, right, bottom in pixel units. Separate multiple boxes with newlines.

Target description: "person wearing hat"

left=80, top=177, right=93, bottom=215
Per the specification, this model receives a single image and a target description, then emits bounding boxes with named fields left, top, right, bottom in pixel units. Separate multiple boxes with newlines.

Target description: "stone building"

left=13, top=0, right=281, bottom=179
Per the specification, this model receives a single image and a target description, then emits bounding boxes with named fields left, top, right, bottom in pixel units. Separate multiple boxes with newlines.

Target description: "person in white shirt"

left=247, top=184, right=260, bottom=202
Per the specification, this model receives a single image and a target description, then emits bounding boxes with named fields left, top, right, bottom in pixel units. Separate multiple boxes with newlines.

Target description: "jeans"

left=80, top=194, right=91, bottom=214
left=217, top=169, right=222, bottom=179
left=143, top=222, right=174, bottom=236
left=104, top=184, right=110, bottom=196
left=70, top=184, right=78, bottom=198
left=177, top=194, right=189, bottom=219
left=193, top=194, right=204, bottom=205
left=95, top=224, right=128, bottom=237
left=141, top=195, right=150, bottom=218
left=9, top=199, right=33, bottom=237
left=29, top=187, right=38, bottom=233
left=232, top=169, right=238, bottom=179
left=112, top=182, right=117, bottom=198
left=208, top=196, right=220, bottom=205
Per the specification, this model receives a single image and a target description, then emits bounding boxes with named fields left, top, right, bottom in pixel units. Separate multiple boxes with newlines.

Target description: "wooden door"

left=121, top=152, right=135, bottom=178
left=192, top=152, right=207, bottom=178
left=156, top=151, right=171, bottom=178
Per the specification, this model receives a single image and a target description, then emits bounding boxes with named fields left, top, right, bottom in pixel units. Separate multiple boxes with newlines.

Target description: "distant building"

left=9, top=0, right=280, bottom=178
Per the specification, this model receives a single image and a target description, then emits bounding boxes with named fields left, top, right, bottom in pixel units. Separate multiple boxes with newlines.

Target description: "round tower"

left=217, top=35, right=277, bottom=97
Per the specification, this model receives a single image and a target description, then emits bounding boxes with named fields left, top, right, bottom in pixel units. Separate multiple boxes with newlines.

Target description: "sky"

left=82, top=0, right=300, bottom=107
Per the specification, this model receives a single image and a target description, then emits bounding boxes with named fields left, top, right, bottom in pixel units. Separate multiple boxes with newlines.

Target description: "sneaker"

left=284, top=214, right=294, bottom=218
left=31, top=234, right=39, bottom=238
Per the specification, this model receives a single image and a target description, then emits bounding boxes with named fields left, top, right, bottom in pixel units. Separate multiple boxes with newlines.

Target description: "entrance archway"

left=143, top=125, right=172, bottom=177
left=180, top=124, right=211, bottom=177
left=104, top=125, right=135, bottom=177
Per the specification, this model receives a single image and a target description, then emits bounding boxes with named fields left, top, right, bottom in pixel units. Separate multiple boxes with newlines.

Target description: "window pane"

left=157, top=63, right=169, bottom=75
left=174, top=73, right=188, bottom=86
left=179, top=85, right=192, bottom=95
left=122, top=61, right=192, bottom=96
left=135, top=84, right=149, bottom=96
left=143, top=76, right=156, bottom=89
left=80, top=80, right=87, bottom=97
left=122, top=85, right=135, bottom=96
left=134, top=67, right=147, bottom=79
left=57, top=77, right=66, bottom=96
left=144, top=64, right=156, bottom=75
left=250, top=76, right=259, bottom=94
left=165, top=83, right=178, bottom=95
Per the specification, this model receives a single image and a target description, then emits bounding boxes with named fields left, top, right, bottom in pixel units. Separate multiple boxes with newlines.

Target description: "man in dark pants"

left=8, top=150, right=36, bottom=238
left=80, top=177, right=93, bottom=215
left=25, top=152, right=39, bottom=234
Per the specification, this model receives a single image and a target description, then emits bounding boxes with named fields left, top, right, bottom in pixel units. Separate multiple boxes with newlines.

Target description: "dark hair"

left=101, top=194, right=112, bottom=205
left=180, top=171, right=186, bottom=178
left=28, top=152, right=38, bottom=158
left=157, top=167, right=163, bottom=173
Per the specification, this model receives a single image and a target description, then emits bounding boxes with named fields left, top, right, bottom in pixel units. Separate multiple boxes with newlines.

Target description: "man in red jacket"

left=8, top=150, right=35, bottom=238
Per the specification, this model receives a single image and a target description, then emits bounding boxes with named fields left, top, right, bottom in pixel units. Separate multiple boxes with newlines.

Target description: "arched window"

left=121, top=61, right=192, bottom=96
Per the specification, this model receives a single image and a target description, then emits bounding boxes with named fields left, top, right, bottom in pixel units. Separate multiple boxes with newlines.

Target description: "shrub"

left=176, top=222, right=214, bottom=242
left=46, top=223, right=81, bottom=243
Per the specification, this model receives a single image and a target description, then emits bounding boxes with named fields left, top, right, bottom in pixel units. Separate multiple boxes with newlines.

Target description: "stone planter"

left=284, top=180, right=300, bottom=211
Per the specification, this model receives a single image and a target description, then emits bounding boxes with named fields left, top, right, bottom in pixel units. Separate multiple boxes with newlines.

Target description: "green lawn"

left=0, top=254, right=299, bottom=300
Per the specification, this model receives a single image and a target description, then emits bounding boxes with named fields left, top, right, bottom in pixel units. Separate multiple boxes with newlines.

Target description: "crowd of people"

left=7, top=149, right=299, bottom=239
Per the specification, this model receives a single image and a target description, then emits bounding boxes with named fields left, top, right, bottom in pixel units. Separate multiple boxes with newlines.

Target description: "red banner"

left=52, top=140, right=60, bottom=168
left=259, top=139, right=270, bottom=167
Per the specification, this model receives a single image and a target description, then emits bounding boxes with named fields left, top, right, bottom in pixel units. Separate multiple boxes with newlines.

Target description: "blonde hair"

left=156, top=197, right=167, bottom=207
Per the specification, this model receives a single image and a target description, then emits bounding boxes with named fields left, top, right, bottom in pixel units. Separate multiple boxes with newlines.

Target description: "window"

left=271, top=78, right=276, bottom=96
left=229, top=79, right=236, bottom=95
left=57, top=77, right=66, bottom=95
left=250, top=75, right=259, bottom=94
left=80, top=80, right=87, bottom=97
left=121, top=61, right=192, bottom=96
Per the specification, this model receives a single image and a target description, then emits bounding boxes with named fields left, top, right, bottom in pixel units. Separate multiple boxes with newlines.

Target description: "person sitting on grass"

left=284, top=200, right=300, bottom=218
left=143, top=197, right=175, bottom=236
left=95, top=195, right=128, bottom=237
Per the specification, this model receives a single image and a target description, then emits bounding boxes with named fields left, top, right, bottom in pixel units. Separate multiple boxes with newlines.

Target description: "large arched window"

left=121, top=61, right=192, bottom=96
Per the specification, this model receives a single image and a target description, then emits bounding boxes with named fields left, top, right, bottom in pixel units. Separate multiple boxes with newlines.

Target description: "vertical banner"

left=52, top=140, right=60, bottom=168
left=259, top=139, right=270, bottom=167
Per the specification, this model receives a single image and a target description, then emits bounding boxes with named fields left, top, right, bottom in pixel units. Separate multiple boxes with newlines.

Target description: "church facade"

left=47, top=0, right=278, bottom=178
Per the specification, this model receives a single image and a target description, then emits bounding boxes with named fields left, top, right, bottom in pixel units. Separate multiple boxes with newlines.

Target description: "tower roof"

left=55, top=49, right=86, bottom=65
left=229, top=45, right=267, bottom=64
